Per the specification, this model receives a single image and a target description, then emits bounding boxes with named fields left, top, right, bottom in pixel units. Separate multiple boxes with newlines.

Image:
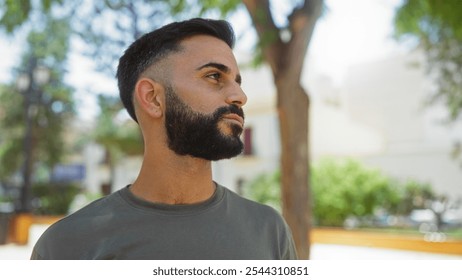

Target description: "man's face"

left=161, top=35, right=247, bottom=160
left=165, top=84, right=245, bottom=160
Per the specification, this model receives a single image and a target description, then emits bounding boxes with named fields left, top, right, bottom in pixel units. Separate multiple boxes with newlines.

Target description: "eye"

left=206, top=72, right=221, bottom=82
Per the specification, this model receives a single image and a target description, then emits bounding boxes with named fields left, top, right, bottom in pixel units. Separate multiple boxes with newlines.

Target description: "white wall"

left=344, top=52, right=462, bottom=197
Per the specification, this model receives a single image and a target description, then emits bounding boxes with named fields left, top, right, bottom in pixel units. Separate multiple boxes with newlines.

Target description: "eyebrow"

left=197, top=62, right=242, bottom=85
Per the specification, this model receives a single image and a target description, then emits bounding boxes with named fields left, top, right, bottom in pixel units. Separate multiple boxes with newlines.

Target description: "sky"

left=308, top=0, right=404, bottom=84
left=0, top=0, right=405, bottom=120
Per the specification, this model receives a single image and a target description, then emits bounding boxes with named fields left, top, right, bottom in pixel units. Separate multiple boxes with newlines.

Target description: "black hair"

left=116, top=18, right=236, bottom=122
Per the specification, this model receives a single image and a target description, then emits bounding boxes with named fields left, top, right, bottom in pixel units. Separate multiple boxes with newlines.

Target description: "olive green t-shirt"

left=31, top=184, right=297, bottom=260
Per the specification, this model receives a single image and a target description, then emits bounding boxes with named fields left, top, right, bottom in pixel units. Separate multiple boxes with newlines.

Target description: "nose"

left=225, top=84, right=247, bottom=108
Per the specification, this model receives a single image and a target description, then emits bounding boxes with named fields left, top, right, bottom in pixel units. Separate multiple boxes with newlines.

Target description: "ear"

left=134, top=78, right=164, bottom=118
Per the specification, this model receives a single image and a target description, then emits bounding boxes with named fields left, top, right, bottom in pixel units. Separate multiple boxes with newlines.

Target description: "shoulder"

left=223, top=187, right=280, bottom=215
left=221, top=186, right=287, bottom=229
left=220, top=186, right=298, bottom=259
left=46, top=189, right=126, bottom=230
left=31, top=190, right=125, bottom=259
left=54, top=190, right=122, bottom=225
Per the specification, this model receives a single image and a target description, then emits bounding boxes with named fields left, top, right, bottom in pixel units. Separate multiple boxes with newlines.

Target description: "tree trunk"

left=277, top=80, right=311, bottom=259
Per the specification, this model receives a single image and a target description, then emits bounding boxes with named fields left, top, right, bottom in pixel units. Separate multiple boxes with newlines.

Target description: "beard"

left=164, top=85, right=245, bottom=161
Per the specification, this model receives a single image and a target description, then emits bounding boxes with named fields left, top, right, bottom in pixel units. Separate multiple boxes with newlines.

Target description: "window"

left=243, top=127, right=253, bottom=156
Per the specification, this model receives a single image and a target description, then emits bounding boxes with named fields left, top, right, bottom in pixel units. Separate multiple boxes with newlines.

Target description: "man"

left=31, top=18, right=297, bottom=260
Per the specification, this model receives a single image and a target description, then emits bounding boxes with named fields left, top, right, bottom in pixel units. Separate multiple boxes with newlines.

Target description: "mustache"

left=214, top=105, right=245, bottom=120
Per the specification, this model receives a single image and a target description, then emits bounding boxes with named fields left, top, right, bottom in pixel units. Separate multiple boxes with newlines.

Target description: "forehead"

left=168, top=35, right=239, bottom=72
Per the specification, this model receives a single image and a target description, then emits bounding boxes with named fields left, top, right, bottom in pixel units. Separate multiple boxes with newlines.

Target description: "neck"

left=130, top=149, right=215, bottom=205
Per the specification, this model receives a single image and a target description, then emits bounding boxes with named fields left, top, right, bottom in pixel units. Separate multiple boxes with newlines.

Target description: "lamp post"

left=16, top=58, right=50, bottom=213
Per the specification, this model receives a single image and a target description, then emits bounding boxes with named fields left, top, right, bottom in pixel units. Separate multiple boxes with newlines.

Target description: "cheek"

left=195, top=100, right=219, bottom=114
left=170, top=70, right=230, bottom=113
left=174, top=84, right=222, bottom=114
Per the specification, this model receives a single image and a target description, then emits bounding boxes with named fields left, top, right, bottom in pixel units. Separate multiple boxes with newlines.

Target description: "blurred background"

left=0, top=0, right=461, bottom=259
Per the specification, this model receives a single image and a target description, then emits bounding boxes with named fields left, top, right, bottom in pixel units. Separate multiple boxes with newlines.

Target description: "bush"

left=311, top=158, right=400, bottom=226
left=243, top=171, right=281, bottom=212
left=393, top=179, right=436, bottom=215
left=32, top=182, right=81, bottom=215
left=243, top=158, right=407, bottom=227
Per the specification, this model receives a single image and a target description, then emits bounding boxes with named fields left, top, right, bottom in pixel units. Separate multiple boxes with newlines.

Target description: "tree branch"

left=242, top=0, right=284, bottom=76
left=243, top=0, right=323, bottom=84
left=284, top=0, right=323, bottom=83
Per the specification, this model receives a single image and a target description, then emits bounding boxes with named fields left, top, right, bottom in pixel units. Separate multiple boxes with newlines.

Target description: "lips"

left=222, top=113, right=244, bottom=127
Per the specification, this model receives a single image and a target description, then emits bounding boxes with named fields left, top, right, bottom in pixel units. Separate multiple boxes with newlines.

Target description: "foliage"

left=0, top=192, right=14, bottom=203
left=0, top=17, right=75, bottom=180
left=93, top=94, right=143, bottom=158
left=72, top=0, right=180, bottom=75
left=311, top=158, right=400, bottom=227
left=394, top=0, right=462, bottom=122
left=0, top=0, right=54, bottom=32
left=1, top=0, right=242, bottom=73
left=243, top=171, right=281, bottom=212
left=393, top=179, right=436, bottom=215
left=0, top=84, right=24, bottom=178
left=31, top=182, right=80, bottom=215
left=244, top=158, right=437, bottom=227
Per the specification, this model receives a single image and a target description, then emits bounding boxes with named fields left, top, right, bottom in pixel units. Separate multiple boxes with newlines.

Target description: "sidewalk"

left=0, top=224, right=47, bottom=260
left=1, top=225, right=461, bottom=260
left=310, top=243, right=461, bottom=260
